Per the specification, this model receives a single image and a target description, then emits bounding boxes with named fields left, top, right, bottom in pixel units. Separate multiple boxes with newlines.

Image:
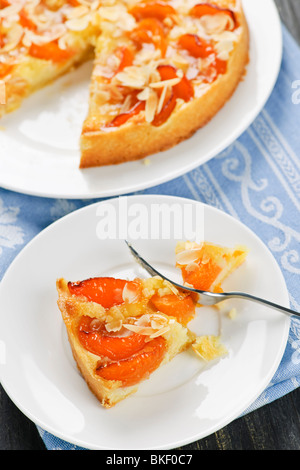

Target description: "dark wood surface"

left=1, top=0, right=300, bottom=451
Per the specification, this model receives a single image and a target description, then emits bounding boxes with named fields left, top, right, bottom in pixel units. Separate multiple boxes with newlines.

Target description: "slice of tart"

left=80, top=0, right=249, bottom=167
left=175, top=240, right=249, bottom=292
left=0, top=0, right=98, bottom=117
left=57, top=276, right=195, bottom=408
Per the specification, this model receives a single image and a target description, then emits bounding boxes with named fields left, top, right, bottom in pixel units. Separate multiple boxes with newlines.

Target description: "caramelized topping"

left=78, top=315, right=147, bottom=361
left=157, top=64, right=194, bottom=102
left=28, top=40, right=74, bottom=62
left=129, top=1, right=176, bottom=22
left=178, top=33, right=213, bottom=59
left=190, top=3, right=236, bottom=28
left=68, top=277, right=141, bottom=309
left=130, top=17, right=167, bottom=56
left=107, top=99, right=145, bottom=127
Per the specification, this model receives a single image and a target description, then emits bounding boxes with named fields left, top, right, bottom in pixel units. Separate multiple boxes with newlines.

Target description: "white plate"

left=0, top=0, right=282, bottom=199
left=0, top=195, right=290, bottom=450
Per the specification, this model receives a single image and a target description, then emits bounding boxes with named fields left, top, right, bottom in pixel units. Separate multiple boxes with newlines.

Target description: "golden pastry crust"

left=57, top=277, right=195, bottom=408
left=79, top=1, right=249, bottom=167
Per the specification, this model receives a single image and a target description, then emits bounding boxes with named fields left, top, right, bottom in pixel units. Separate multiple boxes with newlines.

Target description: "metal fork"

left=125, top=240, right=300, bottom=318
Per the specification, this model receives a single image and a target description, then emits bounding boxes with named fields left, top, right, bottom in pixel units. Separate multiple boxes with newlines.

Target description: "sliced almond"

left=1, top=24, right=23, bottom=52
left=66, top=5, right=90, bottom=19
left=137, top=87, right=151, bottom=101
left=175, top=248, right=203, bottom=265
left=156, top=85, right=167, bottom=114
left=145, top=88, right=158, bottom=123
left=122, top=282, right=140, bottom=303
left=65, top=15, right=91, bottom=31
left=200, top=13, right=234, bottom=35
left=149, top=77, right=181, bottom=89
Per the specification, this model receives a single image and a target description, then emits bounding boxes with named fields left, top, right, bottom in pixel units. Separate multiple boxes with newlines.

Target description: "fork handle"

left=222, top=292, right=299, bottom=318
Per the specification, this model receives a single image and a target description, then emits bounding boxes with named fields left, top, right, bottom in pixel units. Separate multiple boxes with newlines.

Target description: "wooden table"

left=1, top=0, right=300, bottom=451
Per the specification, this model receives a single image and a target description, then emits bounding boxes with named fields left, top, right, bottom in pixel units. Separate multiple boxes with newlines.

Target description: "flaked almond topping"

left=176, top=248, right=202, bottom=265
left=145, top=88, right=158, bottom=123
left=161, top=279, right=184, bottom=298
left=156, top=84, right=167, bottom=114
left=122, top=282, right=140, bottom=303
left=214, top=30, right=237, bottom=60
left=149, top=76, right=181, bottom=89
left=123, top=313, right=172, bottom=338
left=98, top=5, right=136, bottom=31
left=163, top=16, right=174, bottom=28
left=0, top=3, right=23, bottom=19
left=65, top=14, right=91, bottom=32
left=22, top=23, right=67, bottom=47
left=120, top=93, right=133, bottom=113
left=200, top=13, right=235, bottom=35
left=114, top=66, right=149, bottom=89
left=184, top=262, right=199, bottom=273
left=1, top=24, right=23, bottom=52
left=66, top=5, right=90, bottom=19
left=201, top=253, right=211, bottom=265
left=150, top=313, right=174, bottom=329
left=76, top=0, right=100, bottom=10
left=105, top=319, right=123, bottom=332
left=137, top=87, right=150, bottom=101
left=89, top=318, right=102, bottom=330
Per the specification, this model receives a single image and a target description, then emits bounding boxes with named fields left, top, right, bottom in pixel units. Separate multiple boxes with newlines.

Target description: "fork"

left=125, top=240, right=300, bottom=318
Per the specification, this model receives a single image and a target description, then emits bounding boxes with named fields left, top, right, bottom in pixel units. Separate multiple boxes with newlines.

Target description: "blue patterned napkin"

left=1, top=25, right=300, bottom=450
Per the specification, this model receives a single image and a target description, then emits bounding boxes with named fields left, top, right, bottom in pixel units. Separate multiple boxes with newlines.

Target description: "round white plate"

left=0, top=0, right=282, bottom=199
left=0, top=195, right=290, bottom=450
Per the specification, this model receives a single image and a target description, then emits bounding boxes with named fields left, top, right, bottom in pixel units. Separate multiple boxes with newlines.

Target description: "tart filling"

left=85, top=0, right=243, bottom=129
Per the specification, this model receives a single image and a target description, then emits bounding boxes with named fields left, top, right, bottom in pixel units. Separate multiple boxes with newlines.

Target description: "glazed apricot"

left=130, top=2, right=176, bottom=21
left=19, top=9, right=38, bottom=31
left=78, top=316, right=147, bottom=360
left=114, top=46, right=134, bottom=75
left=178, top=33, right=212, bottom=58
left=181, top=262, right=222, bottom=291
left=68, top=277, right=140, bottom=309
left=107, top=100, right=145, bottom=128
left=96, top=337, right=166, bottom=386
left=152, top=90, right=176, bottom=127
left=151, top=294, right=195, bottom=325
left=190, top=3, right=236, bottom=26
left=29, top=41, right=75, bottom=63
left=0, top=63, right=13, bottom=78
left=130, top=18, right=167, bottom=56
left=157, top=64, right=194, bottom=102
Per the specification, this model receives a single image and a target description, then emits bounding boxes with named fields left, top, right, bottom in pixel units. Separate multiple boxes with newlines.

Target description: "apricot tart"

left=175, top=240, right=249, bottom=292
left=0, top=0, right=249, bottom=167
left=56, top=276, right=196, bottom=407
left=56, top=241, right=248, bottom=407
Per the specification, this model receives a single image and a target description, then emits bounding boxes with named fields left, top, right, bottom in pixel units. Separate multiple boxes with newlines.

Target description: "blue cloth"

left=1, top=25, right=300, bottom=450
